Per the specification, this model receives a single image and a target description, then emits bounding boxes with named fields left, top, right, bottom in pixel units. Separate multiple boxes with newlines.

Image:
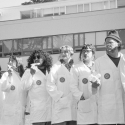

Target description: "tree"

left=22, top=0, right=56, bottom=5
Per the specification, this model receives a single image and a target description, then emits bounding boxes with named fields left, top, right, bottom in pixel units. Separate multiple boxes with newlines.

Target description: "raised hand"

left=30, top=68, right=36, bottom=76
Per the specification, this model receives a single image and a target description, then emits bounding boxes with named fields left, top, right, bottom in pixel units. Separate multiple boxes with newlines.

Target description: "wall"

left=0, top=0, right=107, bottom=21
left=0, top=8, right=125, bottom=40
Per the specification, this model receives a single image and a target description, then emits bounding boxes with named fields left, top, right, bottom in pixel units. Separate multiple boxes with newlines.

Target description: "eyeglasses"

left=60, top=50, right=70, bottom=54
left=34, top=55, right=40, bottom=59
left=82, top=50, right=92, bottom=54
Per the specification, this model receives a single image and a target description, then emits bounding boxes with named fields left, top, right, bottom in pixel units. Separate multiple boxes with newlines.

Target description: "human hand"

left=30, top=68, right=36, bottom=76
left=89, top=74, right=101, bottom=88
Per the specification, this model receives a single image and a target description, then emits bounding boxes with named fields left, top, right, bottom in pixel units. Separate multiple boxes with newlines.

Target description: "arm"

left=1, top=72, right=11, bottom=92
left=21, top=69, right=33, bottom=91
left=46, top=65, right=63, bottom=102
left=70, top=67, right=83, bottom=101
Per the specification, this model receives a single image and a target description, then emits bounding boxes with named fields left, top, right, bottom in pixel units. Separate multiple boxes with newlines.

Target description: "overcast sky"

left=0, top=0, right=30, bottom=8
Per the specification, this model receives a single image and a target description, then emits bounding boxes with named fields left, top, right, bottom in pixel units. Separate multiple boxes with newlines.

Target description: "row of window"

left=21, top=0, right=118, bottom=19
left=0, top=29, right=125, bottom=57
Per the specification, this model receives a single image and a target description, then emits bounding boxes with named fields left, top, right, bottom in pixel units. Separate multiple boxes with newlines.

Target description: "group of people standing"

left=0, top=29, right=125, bottom=125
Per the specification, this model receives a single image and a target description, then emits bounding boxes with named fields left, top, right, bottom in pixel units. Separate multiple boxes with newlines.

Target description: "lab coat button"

left=36, top=80, right=42, bottom=85
left=60, top=77, right=65, bottom=83
left=82, top=78, right=88, bottom=84
left=104, top=73, right=110, bottom=79
left=11, top=85, right=15, bottom=90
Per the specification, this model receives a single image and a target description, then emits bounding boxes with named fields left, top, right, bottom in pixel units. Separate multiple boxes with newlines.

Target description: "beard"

left=106, top=46, right=117, bottom=53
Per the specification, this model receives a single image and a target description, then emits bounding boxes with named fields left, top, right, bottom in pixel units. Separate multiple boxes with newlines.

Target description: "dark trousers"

left=32, top=122, right=51, bottom=125
left=52, top=121, right=77, bottom=125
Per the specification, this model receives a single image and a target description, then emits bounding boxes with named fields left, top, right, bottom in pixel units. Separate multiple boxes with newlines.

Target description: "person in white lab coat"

left=22, top=50, right=52, bottom=125
left=46, top=45, right=77, bottom=125
left=95, top=30, right=125, bottom=125
left=0, top=55, right=25, bottom=125
left=70, top=44, right=100, bottom=125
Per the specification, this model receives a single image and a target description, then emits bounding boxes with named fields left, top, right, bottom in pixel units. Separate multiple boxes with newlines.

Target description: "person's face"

left=33, top=53, right=43, bottom=64
left=81, top=49, right=93, bottom=62
left=60, top=49, right=71, bottom=60
left=105, top=38, right=119, bottom=52
left=8, top=59, right=17, bottom=68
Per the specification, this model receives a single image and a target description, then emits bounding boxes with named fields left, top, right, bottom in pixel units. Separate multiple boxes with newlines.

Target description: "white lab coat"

left=0, top=80, right=4, bottom=122
left=95, top=53, right=125, bottom=124
left=22, top=69, right=51, bottom=124
left=46, top=61, right=77, bottom=124
left=70, top=62, right=97, bottom=124
left=0, top=71, right=24, bottom=125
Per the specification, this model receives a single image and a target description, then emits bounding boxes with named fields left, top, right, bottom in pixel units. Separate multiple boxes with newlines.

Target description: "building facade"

left=0, top=0, right=125, bottom=70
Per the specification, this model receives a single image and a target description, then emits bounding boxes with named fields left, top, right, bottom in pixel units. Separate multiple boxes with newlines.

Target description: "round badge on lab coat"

left=60, top=77, right=65, bottom=83
left=82, top=78, right=88, bottom=84
left=11, top=85, right=15, bottom=90
left=36, top=80, right=42, bottom=85
left=104, top=73, right=110, bottom=79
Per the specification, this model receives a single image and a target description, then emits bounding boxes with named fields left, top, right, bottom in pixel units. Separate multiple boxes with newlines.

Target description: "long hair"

left=8, top=55, right=25, bottom=77
left=27, top=50, right=52, bottom=74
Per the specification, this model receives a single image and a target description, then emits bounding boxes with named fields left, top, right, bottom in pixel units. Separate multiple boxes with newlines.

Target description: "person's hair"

left=8, top=55, right=25, bottom=77
left=27, top=50, right=52, bottom=74
left=79, top=44, right=95, bottom=61
left=59, top=45, right=74, bottom=56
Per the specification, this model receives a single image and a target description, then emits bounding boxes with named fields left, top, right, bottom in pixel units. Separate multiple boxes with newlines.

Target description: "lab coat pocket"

left=58, top=96, right=69, bottom=109
left=102, top=94, right=116, bottom=112
left=78, top=98, right=91, bottom=113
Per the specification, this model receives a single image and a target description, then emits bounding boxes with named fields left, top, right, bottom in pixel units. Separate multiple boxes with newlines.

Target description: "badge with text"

left=104, top=73, right=110, bottom=79
left=36, top=80, right=42, bottom=85
left=11, top=85, right=15, bottom=90
left=60, top=77, right=65, bottom=83
left=82, top=78, right=88, bottom=84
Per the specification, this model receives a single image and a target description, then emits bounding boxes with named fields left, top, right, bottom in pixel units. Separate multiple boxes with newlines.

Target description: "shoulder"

left=95, top=55, right=105, bottom=63
left=72, top=62, right=83, bottom=73
left=50, top=61, right=61, bottom=73
left=21, top=69, right=31, bottom=81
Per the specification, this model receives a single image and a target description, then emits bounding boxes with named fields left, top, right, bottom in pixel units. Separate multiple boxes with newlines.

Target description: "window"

left=53, top=34, right=73, bottom=48
left=66, top=5, right=77, bottom=14
left=54, top=7, right=59, bottom=16
left=21, top=10, right=32, bottom=19
left=79, top=34, right=84, bottom=46
left=85, top=33, right=95, bottom=45
left=37, top=9, right=42, bottom=18
left=91, top=2, right=104, bottom=11
left=84, top=4, right=90, bottom=12
left=33, top=37, right=42, bottom=49
left=104, top=1, right=109, bottom=9
left=42, top=37, right=47, bottom=49
left=3, top=40, right=13, bottom=57
left=3, top=40, right=13, bottom=53
left=74, top=34, right=79, bottom=47
left=22, top=38, right=36, bottom=51
left=117, top=0, right=125, bottom=8
left=43, top=8, right=53, bottom=17
left=60, top=6, right=65, bottom=15
left=110, top=0, right=116, bottom=9
left=119, top=29, right=125, bottom=45
left=48, top=37, right=52, bottom=49
left=0, top=41, right=3, bottom=52
left=13, top=39, right=22, bottom=52
left=96, top=32, right=107, bottom=45
left=78, top=4, right=83, bottom=13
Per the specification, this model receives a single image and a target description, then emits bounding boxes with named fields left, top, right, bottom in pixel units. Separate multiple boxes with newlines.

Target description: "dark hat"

left=105, top=30, right=122, bottom=44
